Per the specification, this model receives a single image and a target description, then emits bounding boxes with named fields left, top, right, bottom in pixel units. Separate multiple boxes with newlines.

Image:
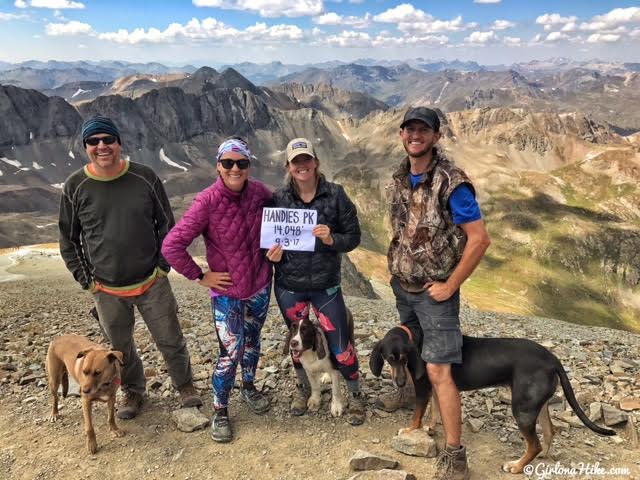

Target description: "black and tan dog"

left=47, top=334, right=125, bottom=454
left=370, top=323, right=615, bottom=474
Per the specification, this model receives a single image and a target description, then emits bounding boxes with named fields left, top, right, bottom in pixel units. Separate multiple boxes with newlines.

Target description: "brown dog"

left=46, top=334, right=125, bottom=453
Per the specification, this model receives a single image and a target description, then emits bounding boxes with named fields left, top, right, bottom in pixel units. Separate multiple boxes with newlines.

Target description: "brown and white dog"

left=284, top=311, right=355, bottom=417
left=46, top=334, right=125, bottom=454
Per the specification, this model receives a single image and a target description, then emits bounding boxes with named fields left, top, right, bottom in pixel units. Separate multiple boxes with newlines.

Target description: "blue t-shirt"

left=409, top=173, right=481, bottom=225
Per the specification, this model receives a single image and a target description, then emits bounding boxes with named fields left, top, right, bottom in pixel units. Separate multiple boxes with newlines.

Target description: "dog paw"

left=307, top=396, right=321, bottom=411
left=48, top=414, right=60, bottom=423
left=398, top=427, right=417, bottom=435
left=320, top=373, right=332, bottom=384
left=330, top=401, right=344, bottom=417
left=86, top=439, right=98, bottom=455
left=111, top=428, right=126, bottom=438
left=502, top=461, right=523, bottom=474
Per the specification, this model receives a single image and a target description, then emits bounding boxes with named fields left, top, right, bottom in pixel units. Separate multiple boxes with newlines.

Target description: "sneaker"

left=178, top=382, right=203, bottom=408
left=374, top=384, right=415, bottom=412
left=290, top=384, right=310, bottom=416
left=117, top=391, right=145, bottom=420
left=434, top=445, right=470, bottom=480
left=210, top=408, right=233, bottom=443
left=240, top=383, right=270, bottom=414
left=346, top=392, right=366, bottom=426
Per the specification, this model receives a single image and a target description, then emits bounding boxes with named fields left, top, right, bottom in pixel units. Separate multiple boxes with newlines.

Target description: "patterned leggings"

left=275, top=284, right=359, bottom=381
left=211, top=284, right=270, bottom=409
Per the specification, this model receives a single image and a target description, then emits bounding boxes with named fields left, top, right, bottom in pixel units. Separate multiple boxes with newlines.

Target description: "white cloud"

left=20, top=0, right=84, bottom=8
left=631, top=28, right=640, bottom=39
left=464, top=30, right=497, bottom=45
left=324, top=30, right=371, bottom=47
left=536, top=13, right=578, bottom=31
left=313, top=11, right=371, bottom=28
left=374, top=6, right=474, bottom=34
left=492, top=19, right=515, bottom=30
left=192, top=0, right=323, bottom=18
left=545, top=31, right=569, bottom=42
left=580, top=7, right=640, bottom=31
left=586, top=33, right=621, bottom=43
left=503, top=36, right=521, bottom=46
left=474, top=0, right=501, bottom=3
left=1, top=11, right=28, bottom=20
left=45, top=20, right=91, bottom=35
left=97, top=17, right=304, bottom=45
left=561, top=22, right=577, bottom=32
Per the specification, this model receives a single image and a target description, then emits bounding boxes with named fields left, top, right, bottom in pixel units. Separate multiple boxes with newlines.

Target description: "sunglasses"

left=218, top=158, right=250, bottom=170
left=86, top=135, right=118, bottom=146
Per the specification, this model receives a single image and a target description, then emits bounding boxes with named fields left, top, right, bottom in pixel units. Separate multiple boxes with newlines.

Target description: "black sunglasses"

left=218, top=158, right=250, bottom=170
left=86, top=135, right=118, bottom=146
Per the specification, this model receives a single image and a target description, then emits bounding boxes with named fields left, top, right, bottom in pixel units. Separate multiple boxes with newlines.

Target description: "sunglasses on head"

left=218, top=158, right=250, bottom=170
left=86, top=135, right=118, bottom=146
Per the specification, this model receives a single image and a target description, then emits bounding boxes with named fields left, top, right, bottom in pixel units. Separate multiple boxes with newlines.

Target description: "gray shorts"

left=390, top=276, right=462, bottom=364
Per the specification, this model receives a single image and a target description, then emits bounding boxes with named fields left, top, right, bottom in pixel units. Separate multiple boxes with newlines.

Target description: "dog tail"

left=61, top=370, right=69, bottom=398
left=555, top=360, right=615, bottom=436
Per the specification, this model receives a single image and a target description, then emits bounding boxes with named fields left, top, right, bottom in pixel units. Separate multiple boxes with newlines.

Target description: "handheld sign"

left=260, top=207, right=317, bottom=251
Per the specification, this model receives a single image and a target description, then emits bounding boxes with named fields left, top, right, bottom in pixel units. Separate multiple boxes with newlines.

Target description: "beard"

left=403, top=139, right=434, bottom=159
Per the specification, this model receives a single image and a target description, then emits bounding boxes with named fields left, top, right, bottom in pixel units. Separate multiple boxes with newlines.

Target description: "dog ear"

left=77, top=348, right=92, bottom=359
left=369, top=341, right=384, bottom=377
left=108, top=351, right=124, bottom=366
left=283, top=327, right=292, bottom=355
left=408, top=346, right=427, bottom=381
left=315, top=328, right=326, bottom=360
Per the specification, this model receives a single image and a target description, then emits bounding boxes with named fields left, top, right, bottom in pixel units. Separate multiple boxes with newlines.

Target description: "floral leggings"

left=275, top=284, right=359, bottom=381
left=211, top=284, right=270, bottom=409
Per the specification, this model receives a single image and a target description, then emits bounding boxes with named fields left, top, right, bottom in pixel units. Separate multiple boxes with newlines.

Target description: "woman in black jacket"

left=266, top=137, right=364, bottom=425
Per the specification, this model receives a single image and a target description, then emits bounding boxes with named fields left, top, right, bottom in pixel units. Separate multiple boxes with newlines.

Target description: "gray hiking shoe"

left=346, top=392, right=366, bottom=426
left=290, top=384, right=310, bottom=416
left=374, top=384, right=415, bottom=412
left=117, top=391, right=145, bottom=420
left=434, top=445, right=470, bottom=480
left=240, top=384, right=270, bottom=414
left=210, top=409, right=233, bottom=443
left=178, top=382, right=203, bottom=408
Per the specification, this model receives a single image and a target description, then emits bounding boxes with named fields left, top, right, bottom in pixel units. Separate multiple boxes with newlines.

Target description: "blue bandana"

left=81, top=116, right=121, bottom=147
left=216, top=139, right=251, bottom=163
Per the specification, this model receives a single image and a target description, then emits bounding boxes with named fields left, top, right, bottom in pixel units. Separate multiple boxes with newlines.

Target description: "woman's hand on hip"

left=266, top=244, right=283, bottom=262
left=198, top=271, right=233, bottom=290
left=312, top=224, right=334, bottom=246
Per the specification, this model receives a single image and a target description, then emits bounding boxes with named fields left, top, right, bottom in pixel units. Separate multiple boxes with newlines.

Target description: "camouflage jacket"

left=387, top=148, right=474, bottom=291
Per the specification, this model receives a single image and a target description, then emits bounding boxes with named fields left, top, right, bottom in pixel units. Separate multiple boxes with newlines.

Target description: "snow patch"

left=51, top=183, right=64, bottom=189
left=36, top=223, right=56, bottom=229
left=159, top=148, right=188, bottom=172
left=1, top=157, right=22, bottom=168
left=434, top=81, right=449, bottom=105
left=32, top=162, right=43, bottom=170
left=72, top=88, right=90, bottom=98
left=29, top=131, right=33, bottom=140
left=68, top=151, right=75, bottom=159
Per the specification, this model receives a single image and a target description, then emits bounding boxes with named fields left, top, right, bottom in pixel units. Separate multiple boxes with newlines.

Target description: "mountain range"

left=1, top=59, right=639, bottom=332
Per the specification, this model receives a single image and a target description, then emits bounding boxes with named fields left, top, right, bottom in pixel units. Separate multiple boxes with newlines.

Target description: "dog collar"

left=399, top=325, right=414, bottom=343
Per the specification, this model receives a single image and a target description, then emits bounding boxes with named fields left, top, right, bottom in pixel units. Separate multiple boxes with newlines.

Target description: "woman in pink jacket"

left=162, top=138, right=276, bottom=443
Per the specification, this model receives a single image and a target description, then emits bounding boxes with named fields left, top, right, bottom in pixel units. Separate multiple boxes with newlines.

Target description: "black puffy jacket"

left=273, top=176, right=361, bottom=291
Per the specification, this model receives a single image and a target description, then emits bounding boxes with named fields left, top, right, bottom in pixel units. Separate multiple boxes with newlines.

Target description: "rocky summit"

left=0, top=250, right=639, bottom=479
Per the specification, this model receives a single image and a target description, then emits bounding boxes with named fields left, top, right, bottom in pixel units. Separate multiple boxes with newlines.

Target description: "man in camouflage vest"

left=382, top=107, right=491, bottom=480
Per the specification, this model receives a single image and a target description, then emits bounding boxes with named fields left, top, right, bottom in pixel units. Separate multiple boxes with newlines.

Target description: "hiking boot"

left=374, top=384, right=415, bottom=412
left=178, top=382, right=203, bottom=408
left=290, top=384, right=310, bottom=416
left=434, top=445, right=470, bottom=480
left=240, top=383, right=270, bottom=414
left=117, top=391, right=145, bottom=420
left=346, top=392, right=366, bottom=426
left=210, top=408, right=233, bottom=443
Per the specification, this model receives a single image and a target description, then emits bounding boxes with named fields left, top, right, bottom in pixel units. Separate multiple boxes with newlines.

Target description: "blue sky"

left=1, top=0, right=639, bottom=65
